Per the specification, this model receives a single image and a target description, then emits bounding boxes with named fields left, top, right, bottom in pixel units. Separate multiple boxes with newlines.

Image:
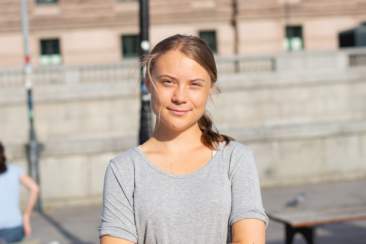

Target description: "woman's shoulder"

left=222, top=141, right=256, bottom=173
left=103, top=149, right=139, bottom=196
left=110, top=147, right=140, bottom=164
left=1, top=164, right=25, bottom=178
left=7, top=164, right=25, bottom=173
left=222, top=141, right=253, bottom=156
left=106, top=147, right=141, bottom=176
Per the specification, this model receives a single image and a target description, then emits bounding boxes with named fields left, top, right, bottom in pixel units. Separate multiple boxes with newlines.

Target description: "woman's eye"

left=191, top=83, right=200, bottom=87
left=163, top=80, right=173, bottom=85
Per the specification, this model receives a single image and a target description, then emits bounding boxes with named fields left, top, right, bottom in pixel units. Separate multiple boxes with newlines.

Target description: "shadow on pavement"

left=39, top=212, right=94, bottom=244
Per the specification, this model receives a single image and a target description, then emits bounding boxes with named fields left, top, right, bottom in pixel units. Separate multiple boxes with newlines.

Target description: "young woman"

left=99, top=34, right=268, bottom=244
left=0, top=141, right=39, bottom=243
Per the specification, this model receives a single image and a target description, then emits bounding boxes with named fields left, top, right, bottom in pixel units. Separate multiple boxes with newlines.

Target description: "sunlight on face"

left=146, top=49, right=213, bottom=132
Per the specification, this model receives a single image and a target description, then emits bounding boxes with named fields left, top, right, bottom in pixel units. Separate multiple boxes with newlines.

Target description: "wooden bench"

left=267, top=203, right=366, bottom=244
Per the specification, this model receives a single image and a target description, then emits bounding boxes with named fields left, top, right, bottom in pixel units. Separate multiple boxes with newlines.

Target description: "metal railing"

left=0, top=61, right=139, bottom=88
left=349, top=54, right=366, bottom=67
left=78, top=62, right=139, bottom=83
left=216, top=56, right=275, bottom=74
left=0, top=66, right=63, bottom=88
left=0, top=68, right=24, bottom=88
left=0, top=56, right=275, bottom=88
left=1, top=49, right=366, bottom=88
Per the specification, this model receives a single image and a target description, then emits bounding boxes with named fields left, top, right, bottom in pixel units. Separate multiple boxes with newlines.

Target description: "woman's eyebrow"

left=157, top=75, right=206, bottom=83
left=190, top=78, right=206, bottom=83
left=157, top=74, right=177, bottom=80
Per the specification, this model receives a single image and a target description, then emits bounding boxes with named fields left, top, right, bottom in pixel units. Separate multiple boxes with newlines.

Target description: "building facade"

left=0, top=0, right=366, bottom=68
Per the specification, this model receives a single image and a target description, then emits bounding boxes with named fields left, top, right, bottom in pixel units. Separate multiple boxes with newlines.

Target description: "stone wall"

left=1, top=49, right=366, bottom=208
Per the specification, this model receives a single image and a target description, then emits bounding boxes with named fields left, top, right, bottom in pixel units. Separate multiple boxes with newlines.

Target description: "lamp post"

left=138, top=0, right=153, bottom=145
left=20, top=0, right=42, bottom=212
left=232, top=0, right=239, bottom=73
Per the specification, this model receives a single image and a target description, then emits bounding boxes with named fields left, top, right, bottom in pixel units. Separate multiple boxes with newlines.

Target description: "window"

left=39, top=39, right=62, bottom=66
left=339, top=23, right=366, bottom=48
left=339, top=30, right=355, bottom=48
left=199, top=31, right=218, bottom=54
left=121, top=35, right=139, bottom=58
left=284, top=26, right=304, bottom=51
left=36, top=0, right=57, bottom=4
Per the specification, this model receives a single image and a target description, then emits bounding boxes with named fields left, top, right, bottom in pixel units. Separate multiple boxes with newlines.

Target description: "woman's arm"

left=99, top=160, right=138, bottom=243
left=101, top=235, right=135, bottom=244
left=231, top=218, right=265, bottom=244
left=20, top=174, right=40, bottom=236
left=229, top=146, right=268, bottom=244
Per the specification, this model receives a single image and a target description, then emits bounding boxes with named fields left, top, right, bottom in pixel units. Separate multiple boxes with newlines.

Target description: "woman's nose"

left=172, top=87, right=188, bottom=104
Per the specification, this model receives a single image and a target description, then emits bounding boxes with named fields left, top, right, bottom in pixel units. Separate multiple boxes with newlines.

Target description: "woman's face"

left=146, top=49, right=213, bottom=132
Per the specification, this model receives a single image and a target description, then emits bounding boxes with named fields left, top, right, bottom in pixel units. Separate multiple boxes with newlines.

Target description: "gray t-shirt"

left=99, top=141, right=268, bottom=244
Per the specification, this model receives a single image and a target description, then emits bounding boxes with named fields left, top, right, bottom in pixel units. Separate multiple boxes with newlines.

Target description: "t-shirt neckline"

left=133, top=142, right=225, bottom=179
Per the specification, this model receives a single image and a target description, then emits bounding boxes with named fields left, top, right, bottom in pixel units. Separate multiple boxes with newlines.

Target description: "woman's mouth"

left=167, top=108, right=189, bottom=116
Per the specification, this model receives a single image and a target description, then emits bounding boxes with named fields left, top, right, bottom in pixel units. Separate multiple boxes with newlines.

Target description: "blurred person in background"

left=99, top=34, right=268, bottom=244
left=0, top=141, right=39, bottom=243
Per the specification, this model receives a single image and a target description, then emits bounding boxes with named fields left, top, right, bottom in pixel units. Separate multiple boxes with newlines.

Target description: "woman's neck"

left=144, top=122, right=204, bottom=154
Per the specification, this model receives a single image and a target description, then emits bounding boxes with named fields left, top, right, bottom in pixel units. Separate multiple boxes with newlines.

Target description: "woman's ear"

left=207, top=83, right=213, bottom=99
left=208, top=87, right=213, bottom=99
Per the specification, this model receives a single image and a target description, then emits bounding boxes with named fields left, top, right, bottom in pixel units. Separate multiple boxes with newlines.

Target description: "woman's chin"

left=158, top=119, right=196, bottom=132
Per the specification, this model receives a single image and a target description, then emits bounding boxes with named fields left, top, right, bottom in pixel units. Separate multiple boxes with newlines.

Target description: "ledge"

left=6, top=135, right=137, bottom=159
left=0, top=82, right=138, bottom=106
left=222, top=119, right=366, bottom=143
left=6, top=119, right=366, bottom=159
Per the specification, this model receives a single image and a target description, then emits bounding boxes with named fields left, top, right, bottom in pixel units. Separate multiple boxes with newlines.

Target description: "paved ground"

left=23, top=180, right=366, bottom=244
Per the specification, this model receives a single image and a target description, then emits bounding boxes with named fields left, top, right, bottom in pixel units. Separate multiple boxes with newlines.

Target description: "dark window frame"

left=121, top=34, right=139, bottom=58
left=39, top=38, right=62, bottom=66
left=199, top=30, right=218, bottom=54
left=285, top=25, right=304, bottom=51
left=36, top=0, right=58, bottom=4
left=339, top=30, right=355, bottom=48
left=40, top=39, right=61, bottom=55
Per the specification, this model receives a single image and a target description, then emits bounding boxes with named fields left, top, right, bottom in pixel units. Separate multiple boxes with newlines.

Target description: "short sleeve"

left=10, top=164, right=25, bottom=179
left=99, top=160, right=137, bottom=243
left=16, top=166, right=25, bottom=179
left=229, top=146, right=269, bottom=228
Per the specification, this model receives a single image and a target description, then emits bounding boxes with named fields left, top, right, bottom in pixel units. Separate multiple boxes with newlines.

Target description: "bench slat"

left=267, top=204, right=366, bottom=228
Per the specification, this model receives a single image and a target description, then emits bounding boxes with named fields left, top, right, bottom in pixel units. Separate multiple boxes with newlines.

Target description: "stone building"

left=0, top=0, right=366, bottom=67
